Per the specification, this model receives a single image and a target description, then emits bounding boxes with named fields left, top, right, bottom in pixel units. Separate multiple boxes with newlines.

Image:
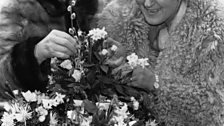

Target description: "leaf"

left=100, top=65, right=109, bottom=73
left=83, top=99, right=97, bottom=114
left=97, top=76, right=114, bottom=85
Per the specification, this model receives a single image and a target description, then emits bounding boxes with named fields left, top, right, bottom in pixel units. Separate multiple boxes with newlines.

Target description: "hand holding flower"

left=128, top=66, right=157, bottom=91
left=102, top=38, right=126, bottom=67
left=34, top=30, right=78, bottom=64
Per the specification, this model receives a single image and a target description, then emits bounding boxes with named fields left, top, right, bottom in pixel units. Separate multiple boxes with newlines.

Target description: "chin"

left=145, top=18, right=165, bottom=26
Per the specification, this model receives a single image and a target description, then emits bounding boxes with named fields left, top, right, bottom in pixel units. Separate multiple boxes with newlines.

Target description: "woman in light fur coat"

left=0, top=0, right=98, bottom=100
left=95, top=0, right=224, bottom=125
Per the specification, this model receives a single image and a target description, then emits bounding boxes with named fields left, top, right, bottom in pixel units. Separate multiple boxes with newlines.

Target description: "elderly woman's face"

left=137, top=0, right=180, bottom=25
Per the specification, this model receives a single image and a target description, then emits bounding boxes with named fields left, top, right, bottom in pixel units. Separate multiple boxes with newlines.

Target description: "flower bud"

left=71, top=13, right=76, bottom=20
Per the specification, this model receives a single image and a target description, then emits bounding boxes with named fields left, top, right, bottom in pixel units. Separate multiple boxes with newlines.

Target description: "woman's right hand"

left=34, top=30, right=78, bottom=64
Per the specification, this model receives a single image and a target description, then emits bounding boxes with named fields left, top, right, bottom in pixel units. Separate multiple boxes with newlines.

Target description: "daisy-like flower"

left=21, top=90, right=37, bottom=102
left=1, top=112, right=15, bottom=126
left=127, top=53, right=139, bottom=68
left=49, top=112, right=58, bottom=126
left=111, top=45, right=118, bottom=51
left=88, top=27, right=108, bottom=41
left=53, top=92, right=65, bottom=105
left=60, top=59, right=73, bottom=70
left=14, top=104, right=32, bottom=122
left=72, top=69, right=82, bottom=82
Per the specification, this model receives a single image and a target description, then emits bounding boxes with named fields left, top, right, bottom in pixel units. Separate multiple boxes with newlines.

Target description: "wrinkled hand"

left=128, top=66, right=156, bottom=91
left=103, top=38, right=126, bottom=67
left=34, top=30, right=78, bottom=64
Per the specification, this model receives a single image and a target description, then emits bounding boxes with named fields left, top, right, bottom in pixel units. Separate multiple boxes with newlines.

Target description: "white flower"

left=51, top=57, right=57, bottom=64
left=48, top=75, right=54, bottom=85
left=49, top=112, right=58, bottom=126
left=67, top=110, right=76, bottom=120
left=73, top=100, right=83, bottom=106
left=88, top=27, right=108, bottom=41
left=38, top=115, right=46, bottom=122
left=60, top=60, right=73, bottom=70
left=127, top=53, right=139, bottom=68
left=133, top=100, right=139, bottom=110
left=127, top=53, right=149, bottom=68
left=42, top=99, right=53, bottom=109
left=80, top=116, right=92, bottom=126
left=72, top=69, right=82, bottom=82
left=137, top=58, right=149, bottom=68
left=78, top=30, right=83, bottom=36
left=36, top=93, right=49, bottom=105
left=36, top=106, right=48, bottom=117
left=111, top=45, right=118, bottom=51
left=53, top=92, right=66, bottom=105
left=3, top=102, right=12, bottom=112
left=100, top=49, right=109, bottom=55
left=96, top=102, right=110, bottom=111
left=130, top=97, right=139, bottom=110
left=12, top=90, right=19, bottom=95
left=1, top=112, right=15, bottom=126
left=14, top=104, right=32, bottom=122
left=22, top=90, right=37, bottom=102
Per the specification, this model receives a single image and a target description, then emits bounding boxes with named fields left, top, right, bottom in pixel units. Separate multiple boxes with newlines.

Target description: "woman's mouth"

left=146, top=8, right=161, bottom=15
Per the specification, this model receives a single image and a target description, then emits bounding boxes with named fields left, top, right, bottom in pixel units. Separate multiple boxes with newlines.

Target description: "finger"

left=52, top=52, right=69, bottom=59
left=51, top=30, right=78, bottom=48
left=103, top=38, right=120, bottom=48
left=51, top=43, right=74, bottom=56
left=52, top=35, right=77, bottom=54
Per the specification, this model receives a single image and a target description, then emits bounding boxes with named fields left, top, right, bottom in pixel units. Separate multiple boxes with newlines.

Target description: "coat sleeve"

left=0, top=0, right=49, bottom=100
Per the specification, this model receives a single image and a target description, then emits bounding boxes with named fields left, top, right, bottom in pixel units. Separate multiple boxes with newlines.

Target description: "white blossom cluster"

left=127, top=53, right=149, bottom=68
left=88, top=27, right=108, bottom=41
left=100, top=44, right=118, bottom=56
left=60, top=60, right=83, bottom=82
left=1, top=103, right=31, bottom=126
left=1, top=91, right=65, bottom=126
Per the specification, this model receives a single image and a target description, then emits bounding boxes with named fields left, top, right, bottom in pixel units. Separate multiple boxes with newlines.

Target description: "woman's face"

left=137, top=0, right=180, bottom=25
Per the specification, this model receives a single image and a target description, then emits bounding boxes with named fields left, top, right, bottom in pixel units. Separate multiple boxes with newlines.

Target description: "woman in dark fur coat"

left=0, top=0, right=98, bottom=100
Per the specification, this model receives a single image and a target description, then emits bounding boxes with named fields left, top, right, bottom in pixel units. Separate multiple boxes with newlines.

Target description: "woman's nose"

left=144, top=0, right=154, bottom=7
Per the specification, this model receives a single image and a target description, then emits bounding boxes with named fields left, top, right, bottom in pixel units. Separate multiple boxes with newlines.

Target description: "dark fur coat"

left=0, top=0, right=98, bottom=100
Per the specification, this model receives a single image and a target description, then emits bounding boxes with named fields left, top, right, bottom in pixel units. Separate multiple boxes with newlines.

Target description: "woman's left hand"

left=128, top=66, right=156, bottom=91
left=102, top=38, right=126, bottom=67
